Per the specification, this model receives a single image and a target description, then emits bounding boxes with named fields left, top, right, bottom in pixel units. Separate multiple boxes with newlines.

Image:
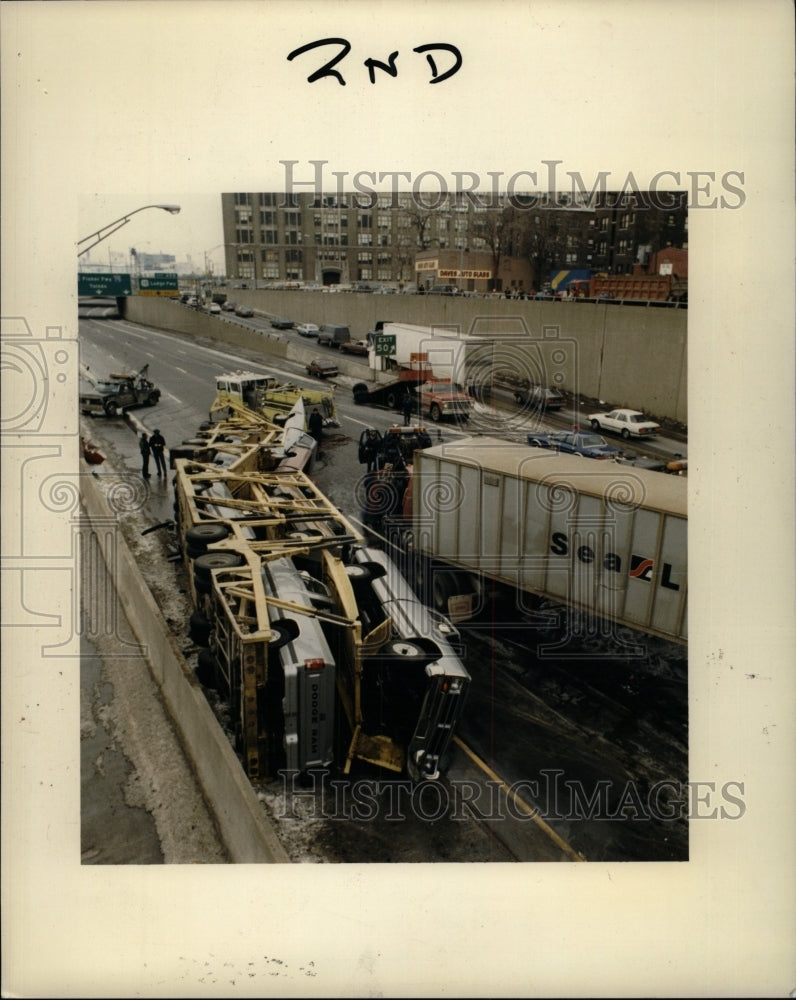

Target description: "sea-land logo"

left=550, top=532, right=681, bottom=591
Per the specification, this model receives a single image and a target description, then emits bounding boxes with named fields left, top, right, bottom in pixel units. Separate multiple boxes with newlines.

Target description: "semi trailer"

left=396, top=437, right=687, bottom=645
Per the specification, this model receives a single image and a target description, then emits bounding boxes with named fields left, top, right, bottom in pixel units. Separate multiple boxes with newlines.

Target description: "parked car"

left=513, top=385, right=566, bottom=410
left=527, top=430, right=623, bottom=459
left=270, top=316, right=294, bottom=329
left=427, top=284, right=457, bottom=295
left=306, top=358, right=339, bottom=379
left=296, top=323, right=320, bottom=338
left=235, top=304, right=254, bottom=318
left=339, top=339, right=369, bottom=355
left=588, top=408, right=661, bottom=439
left=317, top=324, right=351, bottom=348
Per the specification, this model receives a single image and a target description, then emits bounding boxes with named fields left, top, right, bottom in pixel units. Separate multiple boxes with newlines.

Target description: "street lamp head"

left=157, top=204, right=181, bottom=215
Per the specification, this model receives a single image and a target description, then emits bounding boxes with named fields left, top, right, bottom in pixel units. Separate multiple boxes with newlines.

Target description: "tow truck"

left=79, top=363, right=161, bottom=417
left=212, top=369, right=339, bottom=430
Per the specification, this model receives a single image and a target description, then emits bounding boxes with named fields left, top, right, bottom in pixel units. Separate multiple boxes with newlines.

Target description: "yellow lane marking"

left=453, top=736, right=586, bottom=862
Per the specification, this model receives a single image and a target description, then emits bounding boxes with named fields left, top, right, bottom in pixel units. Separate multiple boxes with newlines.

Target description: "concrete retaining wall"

left=80, top=470, right=290, bottom=864
left=124, top=291, right=687, bottom=424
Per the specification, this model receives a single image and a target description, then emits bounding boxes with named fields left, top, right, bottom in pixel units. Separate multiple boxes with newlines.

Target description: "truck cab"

left=419, top=380, right=473, bottom=423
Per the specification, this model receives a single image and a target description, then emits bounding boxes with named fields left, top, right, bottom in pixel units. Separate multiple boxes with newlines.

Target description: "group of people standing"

left=139, top=429, right=167, bottom=479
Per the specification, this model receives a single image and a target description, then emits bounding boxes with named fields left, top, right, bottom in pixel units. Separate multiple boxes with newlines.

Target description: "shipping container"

left=411, top=437, right=687, bottom=644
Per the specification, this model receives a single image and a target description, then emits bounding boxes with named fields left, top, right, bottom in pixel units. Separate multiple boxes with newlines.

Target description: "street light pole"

left=77, top=203, right=181, bottom=257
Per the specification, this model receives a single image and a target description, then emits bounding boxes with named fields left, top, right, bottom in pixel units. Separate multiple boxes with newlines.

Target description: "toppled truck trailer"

left=172, top=406, right=470, bottom=782
left=409, top=437, right=687, bottom=645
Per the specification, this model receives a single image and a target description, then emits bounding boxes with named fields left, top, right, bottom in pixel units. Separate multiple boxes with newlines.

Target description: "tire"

left=104, top=401, right=118, bottom=417
left=430, top=404, right=442, bottom=423
left=145, top=393, right=158, bottom=406
left=196, top=647, right=219, bottom=688
left=386, top=391, right=399, bottom=410
left=621, top=429, right=630, bottom=440
left=380, top=639, right=429, bottom=661
left=193, top=550, right=245, bottom=579
left=186, top=523, right=230, bottom=548
left=590, top=419, right=601, bottom=430
left=345, top=564, right=371, bottom=583
left=189, top=610, right=212, bottom=645
left=186, top=543, right=206, bottom=560
left=267, top=621, right=297, bottom=651
left=529, top=439, right=541, bottom=448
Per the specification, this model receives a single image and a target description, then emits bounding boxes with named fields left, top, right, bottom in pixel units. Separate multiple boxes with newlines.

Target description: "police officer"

left=149, top=428, right=167, bottom=476
left=139, top=432, right=151, bottom=478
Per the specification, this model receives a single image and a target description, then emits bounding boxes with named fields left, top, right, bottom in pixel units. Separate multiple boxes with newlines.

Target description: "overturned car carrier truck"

left=172, top=405, right=469, bottom=783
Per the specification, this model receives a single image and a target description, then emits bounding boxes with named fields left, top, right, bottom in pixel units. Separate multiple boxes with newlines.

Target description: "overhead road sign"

left=77, top=273, right=132, bottom=297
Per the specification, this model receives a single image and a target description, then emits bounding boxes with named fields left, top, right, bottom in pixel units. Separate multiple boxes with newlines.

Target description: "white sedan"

left=588, top=408, right=661, bottom=439
left=296, top=323, right=320, bottom=337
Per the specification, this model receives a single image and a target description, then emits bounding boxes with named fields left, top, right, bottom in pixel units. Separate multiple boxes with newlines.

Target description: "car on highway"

left=513, top=385, right=566, bottom=410
left=234, top=304, right=254, bottom=318
left=527, top=429, right=623, bottom=459
left=206, top=302, right=222, bottom=314
left=296, top=323, right=320, bottom=338
left=317, top=323, right=351, bottom=348
left=306, top=358, right=339, bottom=379
left=270, top=316, right=294, bottom=329
left=588, top=407, right=661, bottom=439
left=339, top=339, right=369, bottom=355
left=222, top=301, right=237, bottom=311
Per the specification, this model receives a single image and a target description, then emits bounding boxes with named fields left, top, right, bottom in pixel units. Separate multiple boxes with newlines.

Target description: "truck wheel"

left=196, top=648, right=219, bottom=688
left=104, top=401, right=118, bottom=417
left=380, top=639, right=429, bottom=662
left=186, top=523, right=230, bottom=548
left=189, top=611, right=212, bottom=645
left=193, top=550, right=245, bottom=579
left=145, top=394, right=158, bottom=406
left=386, top=391, right=399, bottom=410
left=590, top=419, right=601, bottom=430
left=430, top=404, right=442, bottom=422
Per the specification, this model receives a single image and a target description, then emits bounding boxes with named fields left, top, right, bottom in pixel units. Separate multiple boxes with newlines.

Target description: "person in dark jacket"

left=139, top=432, right=151, bottom=478
left=402, top=392, right=413, bottom=426
left=360, top=429, right=381, bottom=472
left=149, top=429, right=167, bottom=476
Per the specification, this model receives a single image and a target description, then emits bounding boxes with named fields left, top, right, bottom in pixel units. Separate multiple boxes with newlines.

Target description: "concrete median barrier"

left=80, top=470, right=290, bottom=864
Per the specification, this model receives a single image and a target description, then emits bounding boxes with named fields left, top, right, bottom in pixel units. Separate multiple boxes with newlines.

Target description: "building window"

left=235, top=193, right=251, bottom=206
left=262, top=228, right=278, bottom=244
left=236, top=228, right=252, bottom=244
left=259, top=193, right=276, bottom=207
left=358, top=232, right=373, bottom=246
left=260, top=211, right=277, bottom=226
left=357, top=251, right=372, bottom=264
left=358, top=213, right=372, bottom=229
left=284, top=211, right=302, bottom=227
left=377, top=268, right=392, bottom=280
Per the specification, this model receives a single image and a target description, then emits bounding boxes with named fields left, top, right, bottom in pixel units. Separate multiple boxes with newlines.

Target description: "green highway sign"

left=139, top=275, right=179, bottom=291
left=77, top=273, right=132, bottom=297
left=373, top=333, right=396, bottom=356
